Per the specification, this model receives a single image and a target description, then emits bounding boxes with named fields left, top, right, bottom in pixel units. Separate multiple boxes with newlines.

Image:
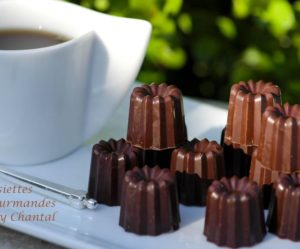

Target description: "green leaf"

left=242, top=47, right=273, bottom=71
left=292, top=33, right=300, bottom=48
left=129, top=0, right=155, bottom=12
left=294, top=1, right=300, bottom=12
left=147, top=38, right=186, bottom=69
left=94, top=0, right=110, bottom=11
left=80, top=0, right=91, bottom=8
left=137, top=70, right=166, bottom=83
left=232, top=0, right=250, bottom=19
left=216, top=16, right=237, bottom=39
left=151, top=13, right=176, bottom=35
left=261, top=0, right=295, bottom=37
left=178, top=13, right=192, bottom=33
left=273, top=50, right=285, bottom=64
left=163, top=0, right=182, bottom=15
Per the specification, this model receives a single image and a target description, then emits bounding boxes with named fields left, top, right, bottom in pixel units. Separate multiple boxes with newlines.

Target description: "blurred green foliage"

left=66, top=0, right=300, bottom=103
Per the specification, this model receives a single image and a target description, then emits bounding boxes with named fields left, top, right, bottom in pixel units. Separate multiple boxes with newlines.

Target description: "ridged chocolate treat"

left=249, top=103, right=300, bottom=208
left=249, top=150, right=279, bottom=209
left=88, top=138, right=141, bottom=206
left=267, top=173, right=300, bottom=241
left=222, top=80, right=281, bottom=178
left=251, top=103, right=300, bottom=174
left=119, top=166, right=180, bottom=235
left=224, top=80, right=281, bottom=154
left=170, top=138, right=225, bottom=205
left=204, top=176, right=266, bottom=248
left=250, top=150, right=281, bottom=186
left=127, top=83, right=187, bottom=150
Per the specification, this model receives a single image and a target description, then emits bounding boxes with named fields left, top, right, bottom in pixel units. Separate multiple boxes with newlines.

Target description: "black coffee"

left=0, top=30, right=70, bottom=50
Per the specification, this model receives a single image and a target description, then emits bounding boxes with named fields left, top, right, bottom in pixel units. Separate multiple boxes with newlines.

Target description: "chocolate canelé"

left=222, top=80, right=282, bottom=177
left=250, top=103, right=300, bottom=177
left=126, top=83, right=188, bottom=168
left=250, top=103, right=300, bottom=207
left=88, top=138, right=141, bottom=206
left=267, top=173, right=300, bottom=241
left=204, top=176, right=266, bottom=248
left=119, top=166, right=180, bottom=235
left=225, top=80, right=281, bottom=153
left=127, top=83, right=187, bottom=151
left=170, top=138, right=224, bottom=206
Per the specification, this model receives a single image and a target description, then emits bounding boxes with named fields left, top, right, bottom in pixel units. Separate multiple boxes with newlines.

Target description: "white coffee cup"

left=0, top=0, right=151, bottom=165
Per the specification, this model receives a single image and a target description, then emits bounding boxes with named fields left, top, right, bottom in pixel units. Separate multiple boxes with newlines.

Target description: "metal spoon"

left=0, top=165, right=98, bottom=210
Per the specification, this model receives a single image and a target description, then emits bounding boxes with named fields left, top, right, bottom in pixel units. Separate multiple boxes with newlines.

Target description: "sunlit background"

left=66, top=0, right=300, bottom=103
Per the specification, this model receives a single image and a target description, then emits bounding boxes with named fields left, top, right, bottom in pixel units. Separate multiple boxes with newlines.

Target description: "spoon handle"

left=0, top=165, right=98, bottom=210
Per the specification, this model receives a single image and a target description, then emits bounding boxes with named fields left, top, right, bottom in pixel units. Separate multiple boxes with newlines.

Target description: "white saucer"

left=0, top=91, right=298, bottom=249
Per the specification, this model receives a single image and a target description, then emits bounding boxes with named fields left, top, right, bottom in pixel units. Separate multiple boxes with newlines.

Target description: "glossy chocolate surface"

left=170, top=138, right=224, bottom=179
left=119, top=166, right=180, bottom=235
left=204, top=176, right=266, bottom=248
left=127, top=83, right=187, bottom=150
left=224, top=80, right=281, bottom=155
left=88, top=138, right=141, bottom=206
left=267, top=173, right=300, bottom=241
left=170, top=138, right=224, bottom=206
left=250, top=149, right=281, bottom=185
left=255, top=103, right=300, bottom=172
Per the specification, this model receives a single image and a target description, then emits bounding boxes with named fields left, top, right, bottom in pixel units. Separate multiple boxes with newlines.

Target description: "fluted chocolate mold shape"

left=170, top=138, right=225, bottom=205
left=249, top=149, right=276, bottom=209
left=171, top=138, right=224, bottom=179
left=224, top=80, right=281, bottom=155
left=127, top=83, right=187, bottom=150
left=254, top=103, right=300, bottom=173
left=204, top=176, right=266, bottom=248
left=88, top=138, right=141, bottom=206
left=267, top=173, right=300, bottom=241
left=250, top=150, right=281, bottom=185
left=119, top=166, right=180, bottom=235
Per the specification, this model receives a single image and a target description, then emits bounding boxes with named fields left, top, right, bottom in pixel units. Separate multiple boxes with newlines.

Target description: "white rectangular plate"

left=0, top=90, right=299, bottom=249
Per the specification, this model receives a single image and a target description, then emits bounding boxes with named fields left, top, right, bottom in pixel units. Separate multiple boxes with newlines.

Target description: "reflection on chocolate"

left=127, top=83, right=187, bottom=150
left=170, top=138, right=224, bottom=205
left=249, top=150, right=281, bottom=185
left=254, top=103, right=300, bottom=172
left=119, top=166, right=180, bottom=235
left=171, top=138, right=224, bottom=179
left=249, top=103, right=300, bottom=208
left=204, top=176, right=266, bottom=248
left=267, top=173, right=300, bottom=241
left=88, top=138, right=141, bottom=206
left=224, top=80, right=281, bottom=155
